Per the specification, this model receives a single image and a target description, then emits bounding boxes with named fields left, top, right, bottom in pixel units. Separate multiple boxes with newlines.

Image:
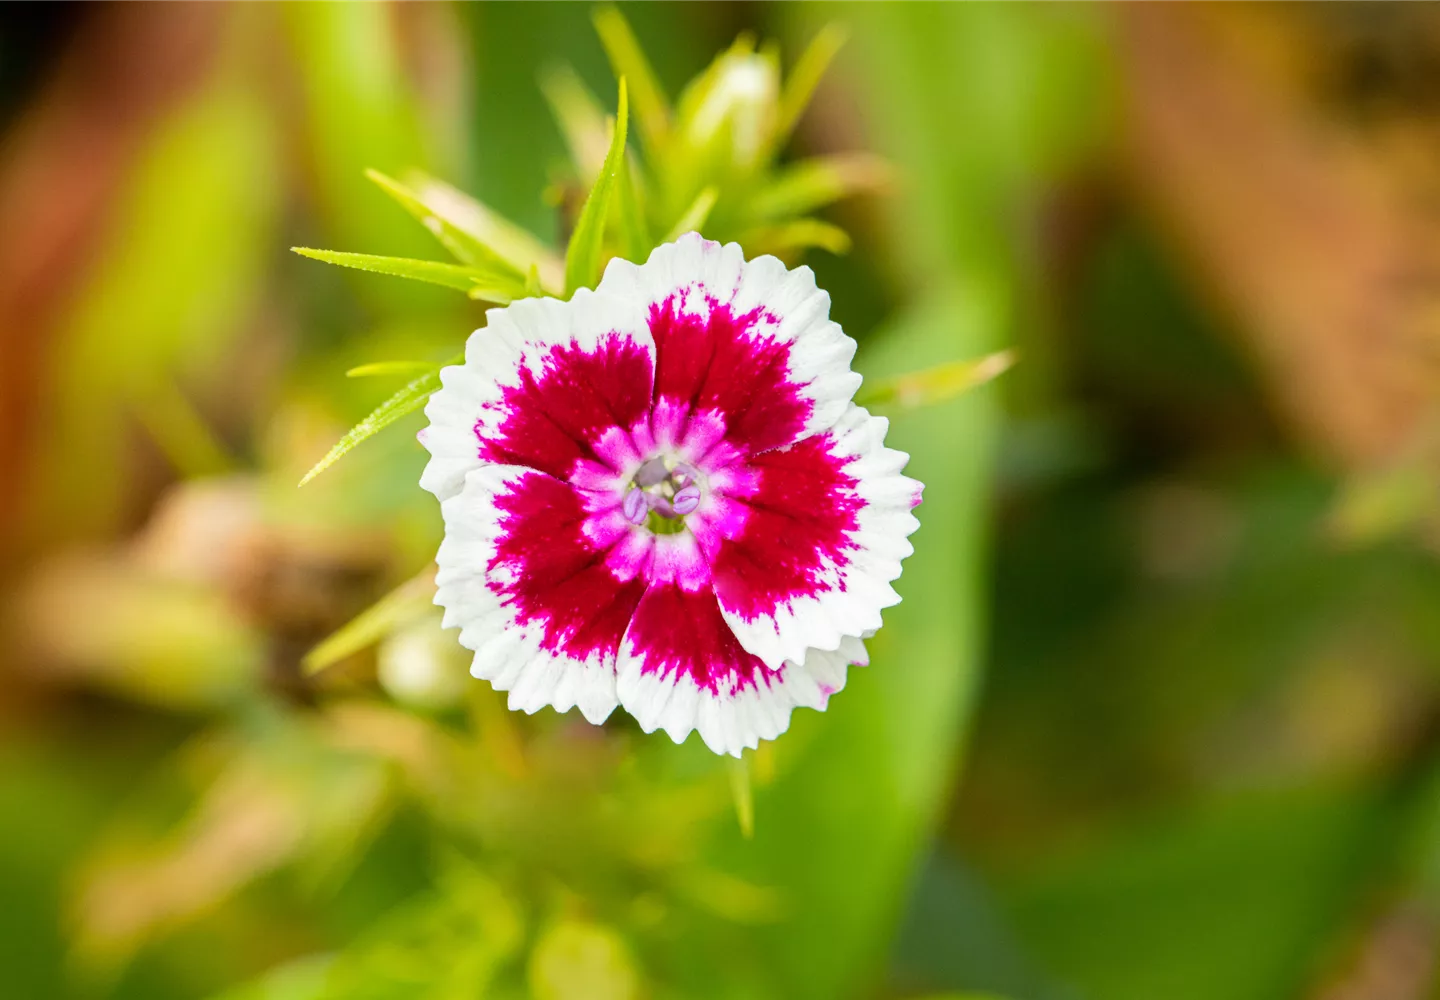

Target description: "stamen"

left=623, top=487, right=648, bottom=525
left=672, top=484, right=701, bottom=514
left=672, top=462, right=699, bottom=488
left=625, top=454, right=707, bottom=528
left=634, top=457, right=669, bottom=487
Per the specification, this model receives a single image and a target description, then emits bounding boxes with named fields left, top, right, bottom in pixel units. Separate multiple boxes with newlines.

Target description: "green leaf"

left=345, top=360, right=443, bottom=379
left=298, top=363, right=451, bottom=486
left=1003, top=787, right=1389, bottom=1000
left=855, top=350, right=1015, bottom=412
left=529, top=920, right=641, bottom=1000
left=617, top=153, right=652, bottom=264
left=593, top=6, right=669, bottom=152
left=365, top=169, right=531, bottom=289
left=691, top=287, right=1007, bottom=1000
left=565, top=78, right=629, bottom=296
left=663, top=186, right=718, bottom=243
left=739, top=219, right=852, bottom=258
left=405, top=172, right=565, bottom=293
left=728, top=755, right=755, bottom=840
left=320, top=857, right=523, bottom=1000
left=281, top=3, right=437, bottom=289
left=302, top=569, right=436, bottom=676
left=291, top=248, right=519, bottom=301
left=130, top=378, right=235, bottom=478
left=751, top=153, right=891, bottom=221
left=207, top=956, right=331, bottom=1000
left=1327, top=458, right=1438, bottom=546
left=540, top=65, right=612, bottom=179
left=772, top=24, right=847, bottom=152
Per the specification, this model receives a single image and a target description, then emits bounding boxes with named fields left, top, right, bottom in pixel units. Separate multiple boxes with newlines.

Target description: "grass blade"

left=364, top=170, right=531, bottom=293
left=345, top=360, right=443, bottom=379
left=292, top=248, right=508, bottom=296
left=750, top=154, right=891, bottom=221
left=540, top=65, right=612, bottom=179
left=617, top=152, right=652, bottom=263
left=772, top=24, right=847, bottom=152
left=405, top=172, right=564, bottom=294
left=131, top=380, right=234, bottom=478
left=298, top=367, right=443, bottom=486
left=738, top=219, right=852, bottom=258
left=855, top=349, right=1015, bottom=412
left=729, top=755, right=755, bottom=840
left=593, top=5, right=669, bottom=152
left=663, top=186, right=718, bottom=243
left=302, top=568, right=437, bottom=676
left=565, top=78, right=629, bottom=296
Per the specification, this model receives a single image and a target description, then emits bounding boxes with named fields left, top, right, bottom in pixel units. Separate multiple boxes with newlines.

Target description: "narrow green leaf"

left=1327, top=462, right=1438, bottom=546
left=663, top=186, right=718, bottom=243
left=131, top=379, right=234, bottom=478
left=565, top=78, right=629, bottom=296
left=617, top=152, right=652, bottom=263
left=773, top=24, right=847, bottom=151
left=855, top=349, right=1015, bottom=412
left=739, top=219, right=852, bottom=258
left=540, top=65, right=611, bottom=179
left=317, top=858, right=523, bottom=999
left=729, top=755, right=755, bottom=840
left=302, top=569, right=437, bottom=676
left=365, top=169, right=529, bottom=286
left=292, top=247, right=493, bottom=294
left=206, top=955, right=331, bottom=1000
left=751, top=154, right=891, bottom=221
left=696, top=289, right=1007, bottom=1000
left=405, top=172, right=565, bottom=295
left=345, top=360, right=442, bottom=379
left=298, top=366, right=444, bottom=486
left=593, top=6, right=669, bottom=151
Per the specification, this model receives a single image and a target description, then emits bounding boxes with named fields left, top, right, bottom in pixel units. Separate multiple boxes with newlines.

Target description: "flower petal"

left=596, top=232, right=861, bottom=458
left=616, top=583, right=868, bottom=756
left=419, top=288, right=654, bottom=501
left=435, top=464, right=648, bottom=723
left=712, top=404, right=921, bottom=669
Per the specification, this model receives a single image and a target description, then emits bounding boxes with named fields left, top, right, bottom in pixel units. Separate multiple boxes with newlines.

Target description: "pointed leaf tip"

left=773, top=23, right=848, bottom=152
left=298, top=368, right=444, bottom=486
left=564, top=77, right=629, bottom=296
left=855, top=350, right=1016, bottom=413
left=593, top=6, right=669, bottom=150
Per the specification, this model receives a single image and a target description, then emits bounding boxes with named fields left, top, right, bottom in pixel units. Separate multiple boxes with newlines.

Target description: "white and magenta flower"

left=419, top=233, right=922, bottom=756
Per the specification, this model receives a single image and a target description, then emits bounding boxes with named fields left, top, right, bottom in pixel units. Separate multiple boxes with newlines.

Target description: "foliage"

left=12, top=5, right=1438, bottom=1000
left=292, top=5, right=912, bottom=486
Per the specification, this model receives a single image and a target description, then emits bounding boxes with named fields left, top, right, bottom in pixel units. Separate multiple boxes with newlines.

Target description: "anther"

left=622, top=487, right=648, bottom=525
left=634, top=457, right=669, bottom=487
left=672, top=484, right=701, bottom=515
left=672, top=462, right=699, bottom=488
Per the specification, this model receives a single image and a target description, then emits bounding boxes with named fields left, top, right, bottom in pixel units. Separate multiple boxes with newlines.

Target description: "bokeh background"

left=5, top=3, right=1440, bottom=999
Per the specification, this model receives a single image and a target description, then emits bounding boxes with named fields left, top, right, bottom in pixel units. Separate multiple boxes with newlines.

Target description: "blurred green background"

left=5, top=3, right=1440, bottom=999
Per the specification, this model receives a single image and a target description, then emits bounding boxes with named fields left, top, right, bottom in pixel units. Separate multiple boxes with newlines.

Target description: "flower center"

left=623, top=456, right=703, bottom=533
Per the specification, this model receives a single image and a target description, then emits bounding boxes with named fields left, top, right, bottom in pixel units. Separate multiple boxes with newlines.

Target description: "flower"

left=419, top=233, right=922, bottom=756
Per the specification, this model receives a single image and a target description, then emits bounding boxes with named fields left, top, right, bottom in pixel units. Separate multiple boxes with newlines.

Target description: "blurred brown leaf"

left=1119, top=3, right=1440, bottom=468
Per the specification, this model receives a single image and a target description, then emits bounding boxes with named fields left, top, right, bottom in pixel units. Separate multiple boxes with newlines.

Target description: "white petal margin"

left=434, top=464, right=622, bottom=724
left=617, top=636, right=868, bottom=757
left=596, top=232, right=861, bottom=446
left=721, top=403, right=922, bottom=670
left=418, top=287, right=653, bottom=503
